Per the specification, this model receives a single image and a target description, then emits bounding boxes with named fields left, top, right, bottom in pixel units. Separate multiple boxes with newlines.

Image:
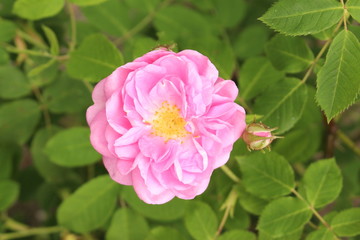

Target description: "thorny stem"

left=214, top=187, right=239, bottom=239
left=291, top=188, right=340, bottom=239
left=0, top=223, right=64, bottom=240
left=115, top=0, right=172, bottom=45
left=340, top=0, right=348, bottom=30
left=32, top=86, right=52, bottom=130
left=16, top=29, right=47, bottom=49
left=83, top=80, right=94, bottom=93
left=220, top=165, right=240, bottom=183
left=337, top=130, right=360, bottom=157
left=67, top=1, right=77, bottom=53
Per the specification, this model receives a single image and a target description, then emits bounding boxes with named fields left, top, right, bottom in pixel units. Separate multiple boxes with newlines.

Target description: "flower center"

left=150, top=101, right=189, bottom=141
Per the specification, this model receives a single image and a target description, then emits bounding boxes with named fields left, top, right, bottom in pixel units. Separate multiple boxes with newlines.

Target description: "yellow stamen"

left=150, top=101, right=189, bottom=141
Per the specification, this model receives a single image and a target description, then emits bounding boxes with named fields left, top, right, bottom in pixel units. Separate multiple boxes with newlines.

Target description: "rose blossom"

left=86, top=49, right=246, bottom=204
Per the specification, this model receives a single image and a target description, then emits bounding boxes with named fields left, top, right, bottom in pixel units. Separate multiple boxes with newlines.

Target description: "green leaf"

left=259, top=0, right=343, bottom=36
left=211, top=0, right=247, bottom=28
left=273, top=86, right=323, bottom=163
left=258, top=197, right=312, bottom=238
left=218, top=230, right=256, bottom=240
left=303, top=158, right=342, bottom=208
left=123, top=0, right=161, bottom=13
left=26, top=57, right=58, bottom=87
left=31, top=128, right=72, bottom=182
left=154, top=6, right=214, bottom=43
left=43, top=74, right=92, bottom=113
left=237, top=185, right=268, bottom=215
left=0, top=64, right=31, bottom=99
left=42, top=25, right=59, bottom=56
left=57, top=175, right=119, bottom=233
left=225, top=205, right=250, bottom=230
left=331, top=208, right=360, bottom=237
left=237, top=152, right=295, bottom=199
left=122, top=187, right=187, bottom=221
left=234, top=24, right=269, bottom=60
left=132, top=37, right=158, bottom=59
left=70, top=0, right=109, bottom=6
left=184, top=201, right=218, bottom=240
left=145, top=227, right=183, bottom=240
left=316, top=30, right=360, bottom=121
left=45, top=127, right=100, bottom=167
left=306, top=228, right=337, bottom=240
left=0, top=47, right=9, bottom=65
left=0, top=18, right=16, bottom=42
left=81, top=0, right=134, bottom=37
left=259, top=227, right=303, bottom=240
left=347, top=0, right=360, bottom=22
left=239, top=57, right=284, bottom=100
left=106, top=208, right=149, bottom=240
left=13, top=0, right=65, bottom=20
left=265, top=34, right=314, bottom=73
left=0, top=99, right=41, bottom=144
left=67, top=34, right=123, bottom=82
left=0, top=146, right=13, bottom=179
left=0, top=180, right=19, bottom=211
left=253, top=78, right=308, bottom=134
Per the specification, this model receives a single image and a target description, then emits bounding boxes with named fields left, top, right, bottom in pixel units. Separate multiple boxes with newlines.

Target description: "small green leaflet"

left=316, top=30, right=360, bottom=121
left=45, top=127, right=100, bottom=167
left=13, top=0, right=65, bottom=20
left=259, top=0, right=343, bottom=36
left=184, top=201, right=218, bottom=240
left=265, top=34, right=314, bottom=73
left=237, top=152, right=295, bottom=199
left=106, top=208, right=149, bottom=240
left=67, top=34, right=123, bottom=82
left=303, top=158, right=342, bottom=208
left=57, top=175, right=119, bottom=233
left=253, top=78, right=308, bottom=134
left=258, top=197, right=312, bottom=238
left=347, top=0, right=360, bottom=22
left=0, top=180, right=20, bottom=211
left=331, top=208, right=360, bottom=237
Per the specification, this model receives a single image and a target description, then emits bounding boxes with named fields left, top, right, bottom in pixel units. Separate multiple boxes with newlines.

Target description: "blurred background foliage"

left=0, top=0, right=359, bottom=239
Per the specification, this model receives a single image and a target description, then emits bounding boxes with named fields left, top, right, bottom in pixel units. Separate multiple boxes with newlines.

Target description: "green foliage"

left=0, top=99, right=40, bottom=144
left=218, top=230, right=256, bottom=240
left=331, top=208, right=360, bottom=237
left=253, top=78, right=308, bottom=134
left=238, top=152, right=295, bottom=199
left=239, top=57, right=284, bottom=100
left=259, top=0, right=343, bottom=36
left=67, top=34, right=124, bottom=82
left=303, top=158, right=342, bottom=208
left=258, top=197, right=312, bottom=239
left=57, top=175, right=119, bottom=233
left=45, top=127, right=100, bottom=167
left=347, top=0, right=360, bottom=22
left=13, top=0, right=65, bottom=20
left=184, top=201, right=218, bottom=240
left=1, top=0, right=360, bottom=239
left=106, top=208, right=149, bottom=240
left=0, top=180, right=19, bottom=211
left=0, top=65, right=31, bottom=99
left=0, top=19, right=16, bottom=42
left=316, top=30, right=360, bottom=121
left=69, top=0, right=109, bottom=6
left=122, top=187, right=188, bottom=222
left=265, top=34, right=314, bottom=73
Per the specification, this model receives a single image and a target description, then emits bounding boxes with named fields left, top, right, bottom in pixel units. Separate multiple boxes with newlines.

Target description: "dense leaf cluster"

left=0, top=0, right=359, bottom=239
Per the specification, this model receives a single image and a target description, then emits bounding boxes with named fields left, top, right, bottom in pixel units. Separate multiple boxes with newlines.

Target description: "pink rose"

left=86, top=49, right=246, bottom=204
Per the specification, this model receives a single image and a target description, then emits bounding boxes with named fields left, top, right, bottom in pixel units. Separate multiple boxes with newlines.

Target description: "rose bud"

left=242, top=122, right=281, bottom=151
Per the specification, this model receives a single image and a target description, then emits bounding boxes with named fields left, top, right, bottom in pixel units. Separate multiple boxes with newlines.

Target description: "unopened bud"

left=242, top=122, right=281, bottom=151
